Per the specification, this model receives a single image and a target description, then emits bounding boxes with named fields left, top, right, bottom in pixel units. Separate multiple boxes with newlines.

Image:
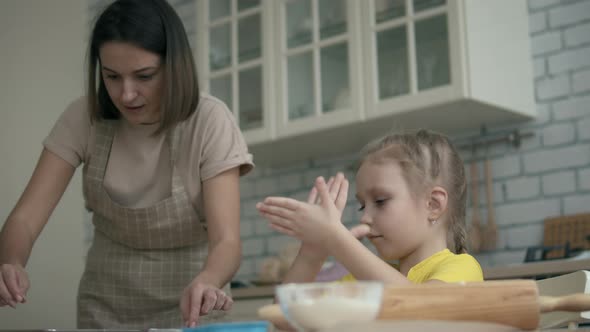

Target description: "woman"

left=0, top=0, right=253, bottom=328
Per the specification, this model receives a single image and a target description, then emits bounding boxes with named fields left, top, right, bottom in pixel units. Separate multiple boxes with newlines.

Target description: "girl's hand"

left=256, top=174, right=348, bottom=251
left=298, top=173, right=349, bottom=258
left=180, top=279, right=233, bottom=327
left=307, top=173, right=349, bottom=212
left=0, top=264, right=29, bottom=308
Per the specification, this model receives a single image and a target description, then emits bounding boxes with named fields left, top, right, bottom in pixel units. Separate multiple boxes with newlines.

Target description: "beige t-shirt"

left=43, top=93, right=254, bottom=210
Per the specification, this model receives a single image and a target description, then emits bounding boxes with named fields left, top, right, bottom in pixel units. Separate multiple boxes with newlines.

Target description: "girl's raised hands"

left=256, top=173, right=349, bottom=250
left=307, top=172, right=348, bottom=211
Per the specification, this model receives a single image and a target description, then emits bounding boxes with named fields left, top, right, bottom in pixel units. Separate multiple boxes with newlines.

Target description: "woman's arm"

left=197, top=166, right=242, bottom=287
left=181, top=167, right=241, bottom=327
left=0, top=148, right=76, bottom=306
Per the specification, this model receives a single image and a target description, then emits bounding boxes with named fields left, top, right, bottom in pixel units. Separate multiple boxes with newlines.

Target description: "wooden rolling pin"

left=258, top=280, right=590, bottom=331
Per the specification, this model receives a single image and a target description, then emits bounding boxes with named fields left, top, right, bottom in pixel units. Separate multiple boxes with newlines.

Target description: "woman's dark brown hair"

left=87, top=0, right=199, bottom=134
left=358, top=129, right=469, bottom=254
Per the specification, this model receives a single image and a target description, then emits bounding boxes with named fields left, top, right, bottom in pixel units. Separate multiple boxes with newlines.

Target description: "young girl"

left=256, top=129, right=482, bottom=285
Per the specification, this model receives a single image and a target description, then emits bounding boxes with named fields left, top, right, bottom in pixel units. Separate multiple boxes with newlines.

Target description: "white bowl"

left=275, top=281, right=384, bottom=331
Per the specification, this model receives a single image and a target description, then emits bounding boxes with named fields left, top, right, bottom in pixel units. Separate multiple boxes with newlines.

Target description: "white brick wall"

left=553, top=95, right=590, bottom=120
left=239, top=178, right=255, bottom=200
left=548, top=46, right=590, bottom=74
left=542, top=170, right=577, bottom=195
left=578, top=117, right=590, bottom=140
left=534, top=103, right=551, bottom=125
left=542, top=122, right=576, bottom=146
left=278, top=173, right=303, bottom=192
left=530, top=11, right=548, bottom=34
left=565, top=21, right=590, bottom=46
left=242, top=238, right=265, bottom=257
left=564, top=193, right=590, bottom=214
left=504, top=223, right=545, bottom=249
left=267, top=236, right=298, bottom=254
left=529, top=0, right=561, bottom=11
left=240, top=221, right=255, bottom=238
left=531, top=31, right=562, bottom=56
left=254, top=177, right=279, bottom=197
left=573, top=68, right=590, bottom=93
left=548, top=0, right=590, bottom=27
left=242, top=198, right=260, bottom=218
left=491, top=156, right=521, bottom=178
left=505, top=176, right=541, bottom=200
left=579, top=168, right=590, bottom=190
left=536, top=74, right=570, bottom=100
left=534, top=58, right=547, bottom=78
left=524, top=144, right=590, bottom=173
left=235, top=258, right=256, bottom=279
left=254, top=219, right=273, bottom=236
left=488, top=249, right=527, bottom=266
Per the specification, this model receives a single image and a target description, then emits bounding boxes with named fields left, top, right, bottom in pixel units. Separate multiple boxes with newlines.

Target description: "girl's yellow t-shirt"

left=339, top=249, right=483, bottom=283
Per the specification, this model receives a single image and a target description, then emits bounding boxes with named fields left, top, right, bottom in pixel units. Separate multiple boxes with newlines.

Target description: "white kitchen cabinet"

left=272, top=0, right=365, bottom=139
left=361, top=0, right=535, bottom=132
left=197, top=0, right=276, bottom=145
left=196, top=0, right=535, bottom=167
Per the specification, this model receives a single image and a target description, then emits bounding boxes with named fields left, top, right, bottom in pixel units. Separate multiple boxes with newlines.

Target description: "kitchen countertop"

left=231, top=258, right=590, bottom=300
left=232, top=285, right=275, bottom=299
left=483, top=258, right=590, bottom=280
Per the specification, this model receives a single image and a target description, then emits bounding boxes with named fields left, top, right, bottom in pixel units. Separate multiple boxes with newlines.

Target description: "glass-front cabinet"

left=199, top=0, right=274, bottom=144
left=363, top=0, right=461, bottom=119
left=274, top=0, right=364, bottom=138
left=195, top=0, right=535, bottom=166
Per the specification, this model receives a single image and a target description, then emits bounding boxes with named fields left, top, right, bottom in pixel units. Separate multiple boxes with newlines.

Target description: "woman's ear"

left=427, top=186, right=448, bottom=222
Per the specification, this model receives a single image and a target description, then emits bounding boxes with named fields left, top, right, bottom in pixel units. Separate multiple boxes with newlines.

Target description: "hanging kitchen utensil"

left=482, top=156, right=497, bottom=250
left=258, top=280, right=590, bottom=331
left=468, top=160, right=482, bottom=253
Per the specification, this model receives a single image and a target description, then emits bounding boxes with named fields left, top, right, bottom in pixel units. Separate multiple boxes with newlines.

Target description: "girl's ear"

left=427, top=186, right=448, bottom=222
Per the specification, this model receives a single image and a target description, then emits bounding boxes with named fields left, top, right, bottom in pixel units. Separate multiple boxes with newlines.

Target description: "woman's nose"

left=121, top=80, right=138, bottom=102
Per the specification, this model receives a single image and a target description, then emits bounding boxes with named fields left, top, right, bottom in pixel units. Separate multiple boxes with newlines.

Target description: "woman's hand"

left=180, top=279, right=233, bottom=327
left=0, top=263, right=29, bottom=308
left=256, top=173, right=349, bottom=252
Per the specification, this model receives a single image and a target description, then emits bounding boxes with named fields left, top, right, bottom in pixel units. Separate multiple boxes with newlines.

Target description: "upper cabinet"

left=198, top=0, right=275, bottom=144
left=362, top=0, right=535, bottom=132
left=273, top=0, right=364, bottom=138
left=196, top=0, right=535, bottom=166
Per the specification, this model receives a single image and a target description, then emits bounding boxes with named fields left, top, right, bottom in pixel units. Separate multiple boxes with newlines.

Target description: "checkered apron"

left=78, top=120, right=226, bottom=328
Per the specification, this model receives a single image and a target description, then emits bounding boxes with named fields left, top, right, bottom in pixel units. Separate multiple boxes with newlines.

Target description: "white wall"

left=0, top=1, right=87, bottom=328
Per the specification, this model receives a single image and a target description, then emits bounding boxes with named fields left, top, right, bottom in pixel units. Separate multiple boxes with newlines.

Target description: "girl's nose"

left=360, top=211, right=372, bottom=225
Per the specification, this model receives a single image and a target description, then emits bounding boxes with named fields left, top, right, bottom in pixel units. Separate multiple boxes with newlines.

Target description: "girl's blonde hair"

left=358, top=129, right=468, bottom=254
